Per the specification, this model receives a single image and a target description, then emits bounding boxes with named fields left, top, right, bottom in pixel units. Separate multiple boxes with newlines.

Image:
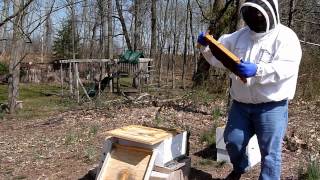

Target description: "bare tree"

left=133, top=0, right=142, bottom=51
left=171, top=0, right=178, bottom=89
left=44, top=0, right=54, bottom=55
left=189, top=0, right=197, bottom=75
left=8, top=0, right=31, bottom=113
left=182, top=0, right=190, bottom=89
left=107, top=0, right=113, bottom=59
left=0, top=0, right=9, bottom=53
left=236, top=0, right=246, bottom=30
left=150, top=0, right=157, bottom=58
left=158, top=0, right=170, bottom=86
left=89, top=4, right=99, bottom=59
left=82, top=0, right=89, bottom=58
left=115, top=0, right=132, bottom=50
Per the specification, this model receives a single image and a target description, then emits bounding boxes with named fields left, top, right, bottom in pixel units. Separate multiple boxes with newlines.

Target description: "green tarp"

left=119, top=50, right=144, bottom=64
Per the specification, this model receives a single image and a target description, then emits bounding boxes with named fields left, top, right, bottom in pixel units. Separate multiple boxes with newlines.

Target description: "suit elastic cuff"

left=255, top=64, right=264, bottom=77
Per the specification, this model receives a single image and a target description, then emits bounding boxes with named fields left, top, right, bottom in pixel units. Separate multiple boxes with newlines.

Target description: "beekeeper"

left=197, top=0, right=302, bottom=179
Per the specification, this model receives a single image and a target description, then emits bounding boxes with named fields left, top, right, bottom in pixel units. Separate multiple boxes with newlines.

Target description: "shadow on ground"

left=189, top=167, right=222, bottom=180
left=78, top=168, right=96, bottom=180
left=193, top=144, right=217, bottom=160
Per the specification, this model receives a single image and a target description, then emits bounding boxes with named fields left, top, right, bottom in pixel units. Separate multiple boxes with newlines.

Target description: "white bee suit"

left=200, top=0, right=302, bottom=104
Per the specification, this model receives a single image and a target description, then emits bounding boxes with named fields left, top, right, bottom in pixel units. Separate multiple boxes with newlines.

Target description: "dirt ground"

left=0, top=94, right=319, bottom=180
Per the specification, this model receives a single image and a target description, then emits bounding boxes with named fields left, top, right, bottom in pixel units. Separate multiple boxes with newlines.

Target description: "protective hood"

left=241, top=0, right=280, bottom=33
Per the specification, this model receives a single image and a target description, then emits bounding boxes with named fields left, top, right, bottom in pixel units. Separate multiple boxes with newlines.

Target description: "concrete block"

left=216, top=127, right=261, bottom=168
left=150, top=157, right=191, bottom=180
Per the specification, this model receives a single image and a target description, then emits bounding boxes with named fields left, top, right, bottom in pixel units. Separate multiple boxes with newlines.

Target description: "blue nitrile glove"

left=197, top=32, right=208, bottom=46
left=236, top=60, right=258, bottom=78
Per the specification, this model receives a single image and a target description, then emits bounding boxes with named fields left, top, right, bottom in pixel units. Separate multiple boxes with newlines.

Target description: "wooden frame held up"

left=204, top=34, right=247, bottom=83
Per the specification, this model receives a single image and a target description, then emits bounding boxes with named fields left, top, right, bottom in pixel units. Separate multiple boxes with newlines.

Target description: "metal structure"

left=59, top=58, right=153, bottom=102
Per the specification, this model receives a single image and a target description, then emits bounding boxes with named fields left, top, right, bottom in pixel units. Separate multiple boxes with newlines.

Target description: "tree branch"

left=0, top=0, right=35, bottom=28
left=194, top=0, right=210, bottom=21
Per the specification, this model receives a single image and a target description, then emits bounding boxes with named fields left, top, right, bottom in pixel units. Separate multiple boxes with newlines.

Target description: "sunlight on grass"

left=200, top=128, right=216, bottom=146
left=299, top=160, right=320, bottom=180
left=0, top=84, right=77, bottom=120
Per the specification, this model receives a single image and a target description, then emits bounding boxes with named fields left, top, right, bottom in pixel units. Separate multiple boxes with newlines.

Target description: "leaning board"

left=105, top=125, right=176, bottom=145
left=97, top=144, right=157, bottom=180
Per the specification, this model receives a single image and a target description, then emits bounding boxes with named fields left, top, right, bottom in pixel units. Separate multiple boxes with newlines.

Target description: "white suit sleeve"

left=254, top=35, right=302, bottom=85
left=199, top=35, right=231, bottom=69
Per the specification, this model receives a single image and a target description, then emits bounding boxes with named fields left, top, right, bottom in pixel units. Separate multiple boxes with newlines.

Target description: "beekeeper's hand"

left=197, top=32, right=208, bottom=46
left=236, top=60, right=257, bottom=78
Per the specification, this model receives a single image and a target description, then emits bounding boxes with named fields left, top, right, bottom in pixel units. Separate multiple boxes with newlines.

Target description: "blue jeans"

left=224, top=100, right=288, bottom=180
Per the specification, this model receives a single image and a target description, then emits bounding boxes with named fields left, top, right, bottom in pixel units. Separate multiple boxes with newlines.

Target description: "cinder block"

left=216, top=126, right=226, bottom=149
left=216, top=127, right=261, bottom=168
left=150, top=157, right=191, bottom=180
left=217, top=148, right=230, bottom=163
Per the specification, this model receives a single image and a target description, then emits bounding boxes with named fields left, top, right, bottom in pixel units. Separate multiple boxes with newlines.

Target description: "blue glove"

left=197, top=32, right=208, bottom=46
left=236, top=60, right=257, bottom=78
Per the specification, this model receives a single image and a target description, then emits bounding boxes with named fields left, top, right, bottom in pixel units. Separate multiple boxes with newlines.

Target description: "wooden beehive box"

left=96, top=143, right=157, bottom=180
left=96, top=125, right=188, bottom=180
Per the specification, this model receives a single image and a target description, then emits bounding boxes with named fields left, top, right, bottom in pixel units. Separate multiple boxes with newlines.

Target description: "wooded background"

left=0, top=0, right=319, bottom=113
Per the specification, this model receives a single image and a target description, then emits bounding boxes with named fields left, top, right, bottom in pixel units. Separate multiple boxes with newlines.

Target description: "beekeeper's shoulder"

left=219, top=26, right=249, bottom=43
left=277, top=24, right=300, bottom=43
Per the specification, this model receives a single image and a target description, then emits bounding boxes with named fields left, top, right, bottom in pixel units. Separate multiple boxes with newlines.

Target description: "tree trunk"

left=8, top=0, right=26, bottom=113
left=70, top=0, right=76, bottom=60
left=171, top=0, right=178, bottom=89
left=150, top=0, right=157, bottom=58
left=70, top=0, right=77, bottom=98
left=44, top=0, right=53, bottom=55
left=166, top=45, right=171, bottom=85
left=188, top=1, right=197, bottom=75
left=158, top=0, right=169, bottom=87
left=236, top=0, right=245, bottom=30
left=0, top=0, right=9, bottom=53
left=89, top=10, right=98, bottom=59
left=192, top=0, right=226, bottom=87
left=133, top=0, right=141, bottom=51
left=107, top=0, right=113, bottom=59
left=182, top=0, right=190, bottom=89
left=82, top=0, right=89, bottom=58
left=213, top=0, right=225, bottom=12
left=288, top=0, right=296, bottom=28
left=115, top=0, right=132, bottom=50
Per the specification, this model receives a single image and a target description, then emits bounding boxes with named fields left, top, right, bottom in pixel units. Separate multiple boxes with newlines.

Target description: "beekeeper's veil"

left=241, top=0, right=280, bottom=33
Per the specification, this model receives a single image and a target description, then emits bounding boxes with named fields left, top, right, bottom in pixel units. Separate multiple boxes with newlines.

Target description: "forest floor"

left=0, top=84, right=320, bottom=180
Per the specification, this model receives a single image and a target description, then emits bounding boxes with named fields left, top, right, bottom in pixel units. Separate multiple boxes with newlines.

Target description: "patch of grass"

left=299, top=160, right=320, bottom=180
left=184, top=89, right=215, bottom=105
left=198, top=158, right=214, bottom=166
left=0, top=85, right=8, bottom=102
left=154, top=116, right=163, bottom=126
left=200, top=128, right=216, bottom=146
left=216, top=160, right=227, bottom=168
left=84, top=146, right=96, bottom=162
left=64, top=132, right=79, bottom=145
left=119, top=77, right=133, bottom=87
left=88, top=124, right=99, bottom=137
left=0, top=84, right=78, bottom=120
left=212, top=108, right=222, bottom=121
